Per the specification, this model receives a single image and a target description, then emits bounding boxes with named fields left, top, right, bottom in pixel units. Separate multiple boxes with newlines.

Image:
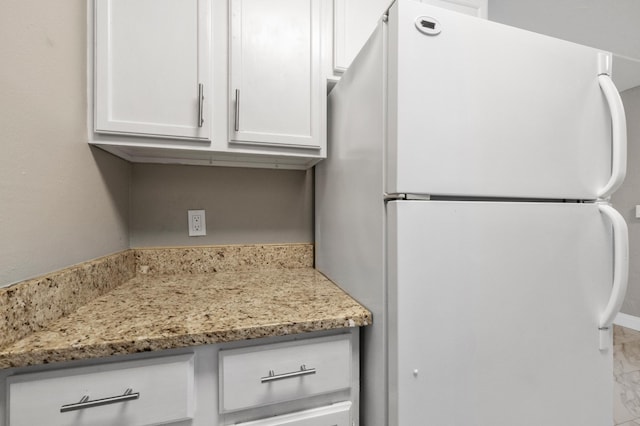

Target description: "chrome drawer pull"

left=60, top=388, right=140, bottom=413
left=261, top=364, right=317, bottom=383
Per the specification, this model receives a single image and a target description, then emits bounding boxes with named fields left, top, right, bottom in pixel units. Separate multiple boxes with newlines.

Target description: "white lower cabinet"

left=7, top=354, right=194, bottom=426
left=219, top=333, right=359, bottom=426
left=234, top=402, right=352, bottom=426
left=219, top=335, right=351, bottom=412
left=1, top=330, right=359, bottom=426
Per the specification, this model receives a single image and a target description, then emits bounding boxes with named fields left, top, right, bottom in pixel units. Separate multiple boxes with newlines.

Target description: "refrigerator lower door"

left=387, top=200, right=614, bottom=426
left=386, top=0, right=621, bottom=199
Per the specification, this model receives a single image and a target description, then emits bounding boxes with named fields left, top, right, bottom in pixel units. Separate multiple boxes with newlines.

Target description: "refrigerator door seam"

left=384, top=193, right=430, bottom=201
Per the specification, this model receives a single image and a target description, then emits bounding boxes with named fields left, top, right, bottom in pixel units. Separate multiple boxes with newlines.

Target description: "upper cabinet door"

left=94, top=0, right=211, bottom=140
left=333, top=0, right=487, bottom=73
left=229, top=0, right=323, bottom=150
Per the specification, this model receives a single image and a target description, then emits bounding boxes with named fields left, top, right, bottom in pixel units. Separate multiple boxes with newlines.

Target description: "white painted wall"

left=0, top=0, right=130, bottom=287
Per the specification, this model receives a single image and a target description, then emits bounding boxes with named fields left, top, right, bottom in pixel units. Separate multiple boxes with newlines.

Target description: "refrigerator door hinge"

left=382, top=2, right=394, bottom=23
left=384, top=193, right=431, bottom=201
left=383, top=192, right=407, bottom=203
left=599, top=326, right=611, bottom=351
left=384, top=193, right=406, bottom=201
left=598, top=52, right=612, bottom=76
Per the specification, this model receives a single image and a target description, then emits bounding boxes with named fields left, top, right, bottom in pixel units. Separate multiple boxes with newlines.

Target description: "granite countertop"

left=0, top=268, right=371, bottom=369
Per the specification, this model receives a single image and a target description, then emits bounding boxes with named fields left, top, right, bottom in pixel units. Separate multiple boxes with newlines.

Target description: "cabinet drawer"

left=234, top=401, right=351, bottom=425
left=7, top=354, right=194, bottom=426
left=220, top=335, right=351, bottom=412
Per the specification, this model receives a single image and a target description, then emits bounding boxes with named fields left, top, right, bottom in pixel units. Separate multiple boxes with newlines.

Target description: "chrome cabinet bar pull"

left=60, top=388, right=140, bottom=413
left=198, top=83, right=205, bottom=127
left=234, top=89, right=240, bottom=132
left=261, top=364, right=316, bottom=383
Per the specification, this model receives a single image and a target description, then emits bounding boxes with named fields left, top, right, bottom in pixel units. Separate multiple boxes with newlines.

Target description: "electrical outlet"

left=188, top=210, right=206, bottom=236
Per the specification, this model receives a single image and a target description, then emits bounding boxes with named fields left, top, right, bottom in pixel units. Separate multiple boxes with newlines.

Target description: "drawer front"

left=234, top=401, right=352, bottom=426
left=220, top=335, right=351, bottom=412
left=7, top=354, right=194, bottom=426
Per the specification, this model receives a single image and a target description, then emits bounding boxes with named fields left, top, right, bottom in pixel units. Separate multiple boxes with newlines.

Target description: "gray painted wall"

left=129, top=165, right=313, bottom=247
left=614, top=87, right=640, bottom=315
left=489, top=0, right=640, bottom=316
left=0, top=0, right=130, bottom=287
left=489, top=0, right=640, bottom=59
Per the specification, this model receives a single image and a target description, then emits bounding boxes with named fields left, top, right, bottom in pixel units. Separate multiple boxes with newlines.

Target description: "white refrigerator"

left=315, top=1, right=629, bottom=425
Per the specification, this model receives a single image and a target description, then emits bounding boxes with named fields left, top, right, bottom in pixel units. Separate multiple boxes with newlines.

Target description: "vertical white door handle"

left=598, top=203, right=629, bottom=349
left=597, top=75, right=627, bottom=199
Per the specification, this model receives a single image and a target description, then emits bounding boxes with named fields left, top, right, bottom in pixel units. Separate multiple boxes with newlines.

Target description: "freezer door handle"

left=597, top=75, right=627, bottom=199
left=598, top=204, right=629, bottom=350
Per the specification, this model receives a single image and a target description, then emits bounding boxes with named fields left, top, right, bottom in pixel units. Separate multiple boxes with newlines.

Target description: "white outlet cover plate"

left=188, top=210, right=206, bottom=236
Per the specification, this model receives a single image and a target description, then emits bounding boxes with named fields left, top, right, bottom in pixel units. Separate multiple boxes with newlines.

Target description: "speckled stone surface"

left=0, top=269, right=371, bottom=368
left=0, top=244, right=310, bottom=350
left=0, top=251, right=135, bottom=348
left=134, top=244, right=313, bottom=275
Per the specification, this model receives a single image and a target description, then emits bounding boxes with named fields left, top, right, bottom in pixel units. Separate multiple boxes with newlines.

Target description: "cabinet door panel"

left=229, top=0, right=322, bottom=149
left=95, top=0, right=211, bottom=140
left=234, top=402, right=352, bottom=425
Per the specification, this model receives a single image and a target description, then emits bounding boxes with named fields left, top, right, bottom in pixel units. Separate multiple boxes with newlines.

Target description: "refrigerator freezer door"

left=387, top=201, right=614, bottom=426
left=386, top=0, right=617, bottom=199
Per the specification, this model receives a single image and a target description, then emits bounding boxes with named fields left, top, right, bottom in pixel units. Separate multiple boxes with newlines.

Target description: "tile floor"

left=614, top=325, right=640, bottom=425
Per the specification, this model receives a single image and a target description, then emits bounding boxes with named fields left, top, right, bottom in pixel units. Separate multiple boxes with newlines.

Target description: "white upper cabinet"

left=333, top=0, right=390, bottom=73
left=229, top=0, right=324, bottom=150
left=94, top=0, right=212, bottom=140
left=89, top=0, right=326, bottom=169
left=333, top=0, right=487, bottom=73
